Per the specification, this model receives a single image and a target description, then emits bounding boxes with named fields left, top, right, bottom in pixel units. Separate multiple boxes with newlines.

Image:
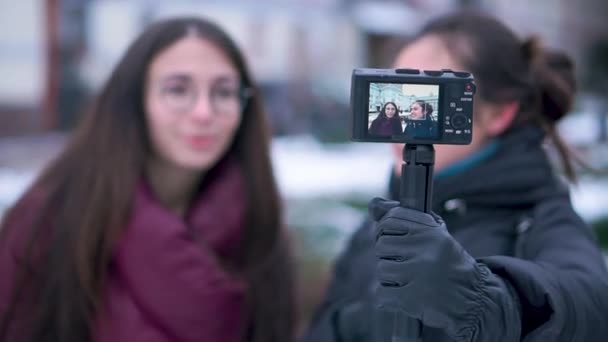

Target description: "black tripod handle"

left=400, top=144, right=435, bottom=213
left=379, top=144, right=435, bottom=342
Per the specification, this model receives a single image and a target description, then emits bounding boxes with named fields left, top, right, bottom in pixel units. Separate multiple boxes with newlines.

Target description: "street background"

left=1, top=0, right=607, bottom=332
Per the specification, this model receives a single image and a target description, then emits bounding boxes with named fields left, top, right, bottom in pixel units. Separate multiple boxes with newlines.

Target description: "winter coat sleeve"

left=478, top=194, right=608, bottom=341
left=302, top=194, right=608, bottom=342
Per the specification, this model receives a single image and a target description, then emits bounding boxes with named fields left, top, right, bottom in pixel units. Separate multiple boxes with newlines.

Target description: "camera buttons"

left=423, top=70, right=443, bottom=76
left=440, top=69, right=471, bottom=78
left=451, top=114, right=468, bottom=129
left=454, top=71, right=471, bottom=78
left=395, top=68, right=420, bottom=74
left=465, top=83, right=475, bottom=92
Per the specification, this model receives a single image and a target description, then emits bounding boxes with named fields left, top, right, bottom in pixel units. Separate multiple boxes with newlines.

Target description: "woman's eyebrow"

left=211, top=75, right=240, bottom=84
left=160, top=73, right=192, bottom=83
left=156, top=73, right=240, bottom=85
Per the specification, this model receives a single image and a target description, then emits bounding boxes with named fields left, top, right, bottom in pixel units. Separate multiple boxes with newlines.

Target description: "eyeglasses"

left=156, top=78, right=253, bottom=116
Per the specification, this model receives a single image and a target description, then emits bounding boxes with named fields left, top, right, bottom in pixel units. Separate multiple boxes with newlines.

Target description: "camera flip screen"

left=351, top=68, right=475, bottom=144
left=367, top=83, right=440, bottom=140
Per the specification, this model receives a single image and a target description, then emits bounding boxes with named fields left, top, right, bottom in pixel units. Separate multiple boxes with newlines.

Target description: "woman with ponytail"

left=305, top=11, right=608, bottom=342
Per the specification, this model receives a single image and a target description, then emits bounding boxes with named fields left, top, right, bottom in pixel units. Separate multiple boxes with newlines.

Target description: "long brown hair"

left=0, top=17, right=294, bottom=342
left=414, top=11, right=579, bottom=181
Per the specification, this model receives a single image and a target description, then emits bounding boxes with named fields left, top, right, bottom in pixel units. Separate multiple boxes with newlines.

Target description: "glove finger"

left=375, top=216, right=411, bottom=240
left=369, top=197, right=400, bottom=221
left=375, top=235, right=417, bottom=261
left=377, top=259, right=414, bottom=287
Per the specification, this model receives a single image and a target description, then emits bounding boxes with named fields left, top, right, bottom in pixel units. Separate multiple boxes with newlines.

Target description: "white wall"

left=82, top=0, right=143, bottom=88
left=0, top=0, right=45, bottom=105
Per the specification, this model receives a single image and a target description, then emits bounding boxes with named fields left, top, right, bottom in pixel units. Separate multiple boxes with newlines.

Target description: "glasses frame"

left=156, top=80, right=254, bottom=116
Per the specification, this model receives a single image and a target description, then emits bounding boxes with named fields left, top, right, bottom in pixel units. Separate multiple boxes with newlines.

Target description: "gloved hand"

left=370, top=197, right=494, bottom=339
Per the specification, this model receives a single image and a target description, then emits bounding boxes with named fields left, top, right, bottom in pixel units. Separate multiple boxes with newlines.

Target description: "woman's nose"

left=190, top=93, right=214, bottom=122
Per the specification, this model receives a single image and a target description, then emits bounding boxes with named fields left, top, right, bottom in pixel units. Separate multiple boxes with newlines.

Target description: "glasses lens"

left=159, top=79, right=252, bottom=115
left=160, top=81, right=197, bottom=112
left=210, top=84, right=249, bottom=115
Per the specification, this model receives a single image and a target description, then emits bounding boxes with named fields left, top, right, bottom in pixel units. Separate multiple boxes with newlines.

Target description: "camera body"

left=350, top=68, right=476, bottom=144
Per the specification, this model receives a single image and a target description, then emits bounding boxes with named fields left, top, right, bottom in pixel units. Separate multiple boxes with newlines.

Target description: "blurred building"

left=0, top=0, right=46, bottom=136
left=0, top=0, right=606, bottom=139
left=480, top=0, right=608, bottom=73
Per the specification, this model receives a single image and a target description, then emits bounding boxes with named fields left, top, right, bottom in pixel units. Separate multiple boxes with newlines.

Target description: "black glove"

left=370, top=197, right=497, bottom=340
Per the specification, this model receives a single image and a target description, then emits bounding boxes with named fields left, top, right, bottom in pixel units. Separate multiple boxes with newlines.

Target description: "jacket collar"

left=389, top=124, right=567, bottom=213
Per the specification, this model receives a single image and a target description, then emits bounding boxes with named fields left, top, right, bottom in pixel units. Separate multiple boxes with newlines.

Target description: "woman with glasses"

left=0, top=17, right=295, bottom=342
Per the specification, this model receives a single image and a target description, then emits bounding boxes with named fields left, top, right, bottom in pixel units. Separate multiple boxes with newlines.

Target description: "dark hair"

left=378, top=101, right=401, bottom=120
left=413, top=100, right=434, bottom=118
left=0, top=17, right=294, bottom=342
left=414, top=11, right=578, bottom=180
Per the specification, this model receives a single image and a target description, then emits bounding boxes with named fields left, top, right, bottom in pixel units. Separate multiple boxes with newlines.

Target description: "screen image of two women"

left=368, top=100, right=437, bottom=138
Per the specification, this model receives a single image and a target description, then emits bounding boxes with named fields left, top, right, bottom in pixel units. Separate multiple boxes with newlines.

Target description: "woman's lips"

left=186, top=135, right=215, bottom=149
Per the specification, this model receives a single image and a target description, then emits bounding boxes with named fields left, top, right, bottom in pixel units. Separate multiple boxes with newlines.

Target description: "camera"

left=350, top=68, right=476, bottom=144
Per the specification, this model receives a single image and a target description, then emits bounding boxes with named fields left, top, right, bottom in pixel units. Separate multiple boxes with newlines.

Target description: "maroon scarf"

left=94, top=156, right=248, bottom=342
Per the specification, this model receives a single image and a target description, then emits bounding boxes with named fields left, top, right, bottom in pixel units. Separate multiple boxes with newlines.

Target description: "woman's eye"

left=213, top=87, right=238, bottom=98
left=167, top=85, right=189, bottom=95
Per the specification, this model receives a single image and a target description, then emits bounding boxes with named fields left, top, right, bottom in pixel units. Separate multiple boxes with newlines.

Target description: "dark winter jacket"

left=369, top=116, right=403, bottom=136
left=403, top=118, right=436, bottom=139
left=303, top=124, right=608, bottom=341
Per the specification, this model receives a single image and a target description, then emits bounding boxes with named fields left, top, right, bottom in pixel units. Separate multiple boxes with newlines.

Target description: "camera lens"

left=451, top=114, right=467, bottom=129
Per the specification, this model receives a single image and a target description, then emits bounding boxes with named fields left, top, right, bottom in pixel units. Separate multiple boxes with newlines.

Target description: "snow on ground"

left=271, top=135, right=393, bottom=199
left=0, top=168, right=37, bottom=216
left=570, top=179, right=608, bottom=222
left=1, top=134, right=607, bottom=259
left=272, top=135, right=608, bottom=222
left=1, top=135, right=607, bottom=223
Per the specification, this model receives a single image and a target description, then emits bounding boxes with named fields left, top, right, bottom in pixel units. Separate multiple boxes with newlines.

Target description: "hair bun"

left=520, top=35, right=576, bottom=123
left=535, top=49, right=577, bottom=123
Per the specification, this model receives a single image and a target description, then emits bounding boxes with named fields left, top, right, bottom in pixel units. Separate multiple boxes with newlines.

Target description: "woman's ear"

left=483, top=101, right=519, bottom=136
